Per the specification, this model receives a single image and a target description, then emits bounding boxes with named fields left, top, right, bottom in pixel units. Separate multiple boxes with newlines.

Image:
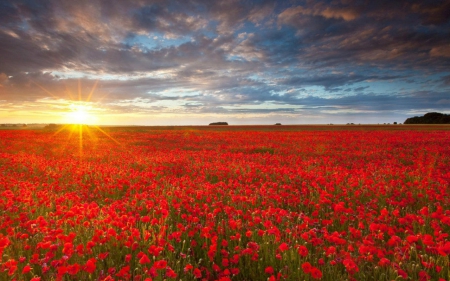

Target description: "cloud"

left=441, top=75, right=450, bottom=86
left=278, top=5, right=359, bottom=22
left=430, top=46, right=450, bottom=58
left=277, top=73, right=403, bottom=89
left=0, top=0, right=449, bottom=124
left=276, top=0, right=450, bottom=70
left=412, top=1, right=450, bottom=25
left=132, top=4, right=209, bottom=36
left=354, top=86, right=369, bottom=92
left=0, top=72, right=7, bottom=84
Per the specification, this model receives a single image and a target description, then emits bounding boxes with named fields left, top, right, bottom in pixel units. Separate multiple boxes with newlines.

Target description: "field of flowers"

left=1, top=126, right=450, bottom=281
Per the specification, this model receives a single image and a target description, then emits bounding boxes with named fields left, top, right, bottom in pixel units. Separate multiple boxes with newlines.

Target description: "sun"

left=35, top=79, right=122, bottom=159
left=66, top=103, right=95, bottom=124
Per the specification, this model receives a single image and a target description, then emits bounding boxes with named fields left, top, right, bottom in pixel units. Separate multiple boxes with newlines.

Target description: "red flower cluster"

left=0, top=128, right=449, bottom=280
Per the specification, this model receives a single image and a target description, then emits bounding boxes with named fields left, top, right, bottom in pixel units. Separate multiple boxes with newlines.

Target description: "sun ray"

left=78, top=79, right=82, bottom=102
left=52, top=124, right=70, bottom=137
left=58, top=125, right=76, bottom=154
left=68, top=125, right=75, bottom=138
left=33, top=78, right=129, bottom=163
left=83, top=125, right=96, bottom=141
left=64, top=83, right=75, bottom=101
left=86, top=80, right=99, bottom=103
left=90, top=92, right=110, bottom=104
left=65, top=100, right=99, bottom=125
left=92, top=125, right=122, bottom=146
left=84, top=126, right=102, bottom=152
left=78, top=124, right=83, bottom=159
left=31, top=80, right=60, bottom=100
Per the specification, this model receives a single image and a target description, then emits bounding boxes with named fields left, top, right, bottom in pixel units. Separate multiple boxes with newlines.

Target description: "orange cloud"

left=430, top=46, right=450, bottom=58
left=0, top=72, right=7, bottom=87
left=279, top=5, right=358, bottom=23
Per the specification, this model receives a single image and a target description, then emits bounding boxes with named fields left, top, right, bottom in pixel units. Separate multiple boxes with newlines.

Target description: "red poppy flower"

left=139, top=254, right=151, bottom=264
left=278, top=243, right=289, bottom=252
left=310, top=267, right=322, bottom=279
left=193, top=268, right=202, bottom=278
left=298, top=245, right=308, bottom=257
left=84, top=258, right=96, bottom=274
left=302, top=262, right=312, bottom=274
left=22, top=265, right=31, bottom=274
left=265, top=266, right=274, bottom=275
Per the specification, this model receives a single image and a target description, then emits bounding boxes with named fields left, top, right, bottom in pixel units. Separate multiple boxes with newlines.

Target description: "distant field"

left=96, top=124, right=450, bottom=132
left=3, top=124, right=450, bottom=132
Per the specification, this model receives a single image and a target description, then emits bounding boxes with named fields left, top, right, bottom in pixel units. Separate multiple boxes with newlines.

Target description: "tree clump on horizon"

left=404, top=112, right=450, bottom=124
left=209, top=122, right=228, bottom=125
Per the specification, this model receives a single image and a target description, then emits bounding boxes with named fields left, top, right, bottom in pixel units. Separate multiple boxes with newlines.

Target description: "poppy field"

left=1, top=126, right=450, bottom=281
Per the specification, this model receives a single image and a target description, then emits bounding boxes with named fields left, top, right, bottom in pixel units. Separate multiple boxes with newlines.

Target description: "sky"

left=0, top=0, right=449, bottom=125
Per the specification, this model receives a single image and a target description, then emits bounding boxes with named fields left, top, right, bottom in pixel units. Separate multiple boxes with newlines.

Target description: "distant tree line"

left=404, top=112, right=450, bottom=124
left=1, top=124, right=27, bottom=127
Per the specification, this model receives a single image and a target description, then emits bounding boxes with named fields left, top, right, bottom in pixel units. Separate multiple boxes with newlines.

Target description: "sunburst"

left=34, top=79, right=122, bottom=159
left=66, top=103, right=93, bottom=125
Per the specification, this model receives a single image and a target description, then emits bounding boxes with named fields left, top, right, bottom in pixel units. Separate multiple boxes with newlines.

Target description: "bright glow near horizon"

left=65, top=103, right=97, bottom=125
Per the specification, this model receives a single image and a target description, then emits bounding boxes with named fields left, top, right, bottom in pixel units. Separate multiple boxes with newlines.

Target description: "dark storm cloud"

left=0, top=0, right=449, bottom=122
